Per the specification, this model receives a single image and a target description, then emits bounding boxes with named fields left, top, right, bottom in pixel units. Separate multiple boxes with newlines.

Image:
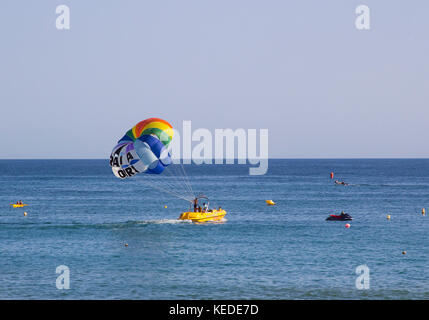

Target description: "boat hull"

left=10, top=204, right=28, bottom=208
left=178, top=209, right=226, bottom=223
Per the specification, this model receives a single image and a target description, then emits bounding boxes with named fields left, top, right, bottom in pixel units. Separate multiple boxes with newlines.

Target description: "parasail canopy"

left=109, top=117, right=195, bottom=202
left=109, top=118, right=174, bottom=179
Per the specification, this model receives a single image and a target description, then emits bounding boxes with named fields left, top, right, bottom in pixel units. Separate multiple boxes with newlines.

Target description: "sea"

left=0, top=159, right=428, bottom=299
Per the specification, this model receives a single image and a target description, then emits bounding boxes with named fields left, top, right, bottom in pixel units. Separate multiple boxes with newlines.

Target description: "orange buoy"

left=330, top=172, right=334, bottom=179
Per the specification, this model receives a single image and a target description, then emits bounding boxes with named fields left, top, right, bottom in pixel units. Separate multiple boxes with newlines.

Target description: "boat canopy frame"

left=189, top=195, right=209, bottom=212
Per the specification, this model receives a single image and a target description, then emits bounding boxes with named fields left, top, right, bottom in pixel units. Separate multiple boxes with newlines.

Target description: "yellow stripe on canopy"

left=134, top=121, right=174, bottom=140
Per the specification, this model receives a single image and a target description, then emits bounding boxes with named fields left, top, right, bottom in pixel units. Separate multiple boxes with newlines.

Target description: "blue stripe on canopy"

left=160, top=153, right=172, bottom=166
left=138, top=134, right=165, bottom=158
left=146, top=160, right=165, bottom=174
left=118, top=134, right=134, bottom=144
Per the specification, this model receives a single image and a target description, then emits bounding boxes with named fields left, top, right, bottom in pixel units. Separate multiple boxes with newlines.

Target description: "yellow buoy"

left=266, top=200, right=275, bottom=206
left=164, top=205, right=167, bottom=209
left=422, top=208, right=425, bottom=216
left=387, top=214, right=391, bottom=220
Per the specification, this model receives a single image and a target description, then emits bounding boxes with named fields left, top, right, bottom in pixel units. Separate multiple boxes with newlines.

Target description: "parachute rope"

left=145, top=179, right=194, bottom=202
left=179, top=162, right=195, bottom=197
left=141, top=163, right=195, bottom=202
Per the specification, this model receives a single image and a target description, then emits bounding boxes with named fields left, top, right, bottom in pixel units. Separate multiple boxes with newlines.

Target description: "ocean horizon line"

left=1, top=158, right=429, bottom=161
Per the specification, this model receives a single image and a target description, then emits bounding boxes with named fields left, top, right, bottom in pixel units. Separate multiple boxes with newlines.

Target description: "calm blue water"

left=0, top=159, right=428, bottom=299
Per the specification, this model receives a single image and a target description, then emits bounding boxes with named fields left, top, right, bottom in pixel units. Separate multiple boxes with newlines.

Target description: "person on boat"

left=193, top=198, right=198, bottom=212
left=202, top=203, right=208, bottom=212
left=340, top=211, right=347, bottom=217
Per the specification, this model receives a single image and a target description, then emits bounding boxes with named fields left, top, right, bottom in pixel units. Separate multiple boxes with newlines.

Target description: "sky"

left=0, top=0, right=428, bottom=159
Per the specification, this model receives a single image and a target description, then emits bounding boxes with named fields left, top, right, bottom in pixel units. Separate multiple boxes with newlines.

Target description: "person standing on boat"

left=202, top=203, right=208, bottom=213
left=193, top=198, right=198, bottom=212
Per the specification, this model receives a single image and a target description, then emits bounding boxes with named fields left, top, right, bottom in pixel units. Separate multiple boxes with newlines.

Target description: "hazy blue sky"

left=0, top=1, right=428, bottom=158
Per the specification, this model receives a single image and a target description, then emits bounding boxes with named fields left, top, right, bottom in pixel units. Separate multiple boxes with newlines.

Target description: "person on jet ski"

left=335, top=180, right=348, bottom=185
left=340, top=211, right=348, bottom=217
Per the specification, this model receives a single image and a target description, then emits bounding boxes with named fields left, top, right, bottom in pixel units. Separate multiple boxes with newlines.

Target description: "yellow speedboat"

left=179, top=209, right=226, bottom=223
left=10, top=204, right=28, bottom=208
left=178, top=196, right=226, bottom=223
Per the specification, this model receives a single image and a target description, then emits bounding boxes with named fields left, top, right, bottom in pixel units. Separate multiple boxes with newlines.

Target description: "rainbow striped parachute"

left=109, top=118, right=174, bottom=179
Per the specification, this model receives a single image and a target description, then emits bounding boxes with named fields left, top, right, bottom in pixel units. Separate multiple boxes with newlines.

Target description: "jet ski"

left=326, top=213, right=353, bottom=221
